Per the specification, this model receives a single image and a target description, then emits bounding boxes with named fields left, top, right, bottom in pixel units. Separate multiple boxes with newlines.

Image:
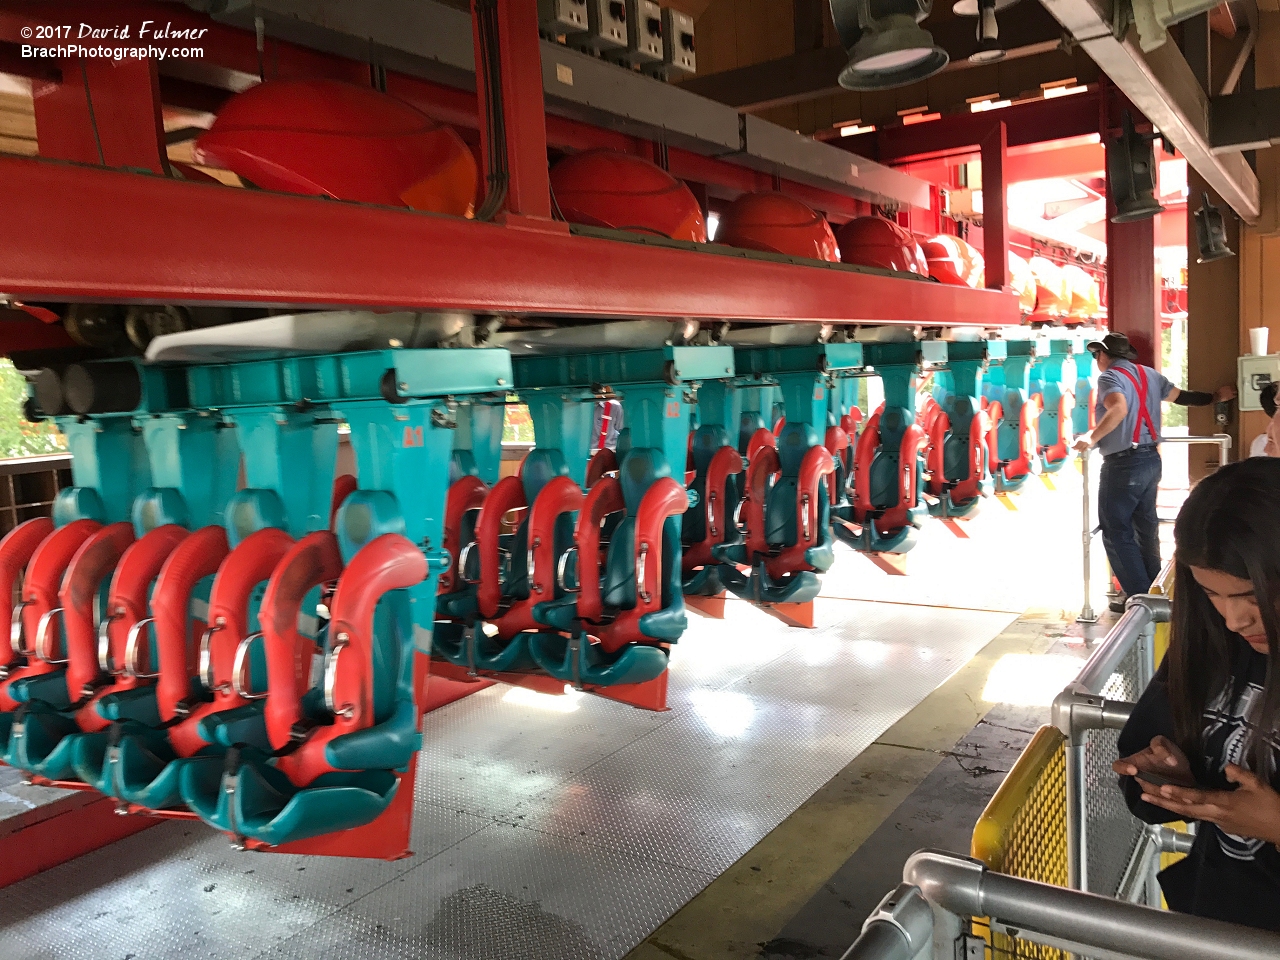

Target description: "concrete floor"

left=622, top=610, right=1114, bottom=960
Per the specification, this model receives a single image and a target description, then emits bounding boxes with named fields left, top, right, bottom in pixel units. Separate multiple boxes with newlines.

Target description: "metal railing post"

left=1054, top=595, right=1171, bottom=892
left=1078, top=446, right=1098, bottom=623
left=1066, top=740, right=1088, bottom=890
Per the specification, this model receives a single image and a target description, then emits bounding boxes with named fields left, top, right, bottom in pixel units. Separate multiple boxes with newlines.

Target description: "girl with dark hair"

left=1113, top=456, right=1280, bottom=930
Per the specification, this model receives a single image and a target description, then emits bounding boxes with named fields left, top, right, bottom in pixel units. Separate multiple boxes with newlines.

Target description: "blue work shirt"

left=1094, top=359, right=1176, bottom=456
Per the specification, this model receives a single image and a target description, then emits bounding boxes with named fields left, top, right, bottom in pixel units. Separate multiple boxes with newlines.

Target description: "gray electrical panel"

left=538, top=0, right=588, bottom=36
left=581, top=0, right=628, bottom=51
left=649, top=7, right=695, bottom=80
left=614, top=0, right=664, bottom=65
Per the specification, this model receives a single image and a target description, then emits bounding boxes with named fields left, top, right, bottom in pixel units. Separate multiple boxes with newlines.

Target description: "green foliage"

left=0, top=361, right=65, bottom=458
left=502, top=403, right=534, bottom=443
left=1162, top=317, right=1188, bottom=429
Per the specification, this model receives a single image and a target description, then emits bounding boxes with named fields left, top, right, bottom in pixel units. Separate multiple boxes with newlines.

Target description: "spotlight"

left=1193, top=193, right=1235, bottom=264
left=955, top=0, right=1011, bottom=62
left=831, top=0, right=950, bottom=92
left=1107, top=111, right=1164, bottom=224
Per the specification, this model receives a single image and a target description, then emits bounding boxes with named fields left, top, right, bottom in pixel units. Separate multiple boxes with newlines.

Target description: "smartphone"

left=1134, top=768, right=1196, bottom=789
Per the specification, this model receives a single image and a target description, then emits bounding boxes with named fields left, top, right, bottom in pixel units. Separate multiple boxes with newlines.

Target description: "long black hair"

left=1170, top=457, right=1280, bottom=777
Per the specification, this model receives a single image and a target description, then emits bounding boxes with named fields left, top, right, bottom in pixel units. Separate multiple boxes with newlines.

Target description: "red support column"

left=472, top=0, right=557, bottom=225
left=1106, top=217, right=1159, bottom=367
left=980, top=121, right=1008, bottom=291
left=32, top=57, right=169, bottom=174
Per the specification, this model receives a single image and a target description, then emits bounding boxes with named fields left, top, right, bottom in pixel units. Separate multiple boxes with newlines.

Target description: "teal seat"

left=433, top=449, right=574, bottom=673
left=531, top=449, right=683, bottom=687
left=180, top=493, right=422, bottom=847
left=79, top=490, right=287, bottom=810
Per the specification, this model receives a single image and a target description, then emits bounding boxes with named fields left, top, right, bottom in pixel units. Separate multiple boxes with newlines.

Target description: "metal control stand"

left=1077, top=446, right=1098, bottom=624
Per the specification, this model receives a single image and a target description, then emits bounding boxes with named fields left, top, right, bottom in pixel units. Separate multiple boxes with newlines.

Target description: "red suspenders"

left=1112, top=364, right=1159, bottom=447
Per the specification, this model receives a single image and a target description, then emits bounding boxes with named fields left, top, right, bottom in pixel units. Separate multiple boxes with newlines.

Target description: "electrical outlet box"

left=538, top=0, right=588, bottom=36
left=1238, top=354, right=1280, bottom=412
left=647, top=8, right=695, bottom=79
left=581, top=0, right=628, bottom=51
left=614, top=0, right=664, bottom=65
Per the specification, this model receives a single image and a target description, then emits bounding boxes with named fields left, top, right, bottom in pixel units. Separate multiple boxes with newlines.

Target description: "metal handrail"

left=1052, top=593, right=1169, bottom=744
left=1053, top=586, right=1176, bottom=892
left=842, top=849, right=1280, bottom=960
left=1159, top=432, right=1232, bottom=469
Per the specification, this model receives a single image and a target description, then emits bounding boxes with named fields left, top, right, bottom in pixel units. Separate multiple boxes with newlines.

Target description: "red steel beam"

left=471, top=0, right=554, bottom=222
left=840, top=88, right=1111, bottom=165
left=1006, top=140, right=1105, bottom=184
left=0, top=155, right=1018, bottom=326
left=980, top=121, right=1008, bottom=292
left=32, top=56, right=170, bottom=174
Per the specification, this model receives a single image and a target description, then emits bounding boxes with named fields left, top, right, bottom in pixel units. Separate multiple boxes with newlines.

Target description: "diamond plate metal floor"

left=0, top=577, right=1014, bottom=960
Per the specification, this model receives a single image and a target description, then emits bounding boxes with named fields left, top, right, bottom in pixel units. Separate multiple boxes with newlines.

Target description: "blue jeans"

left=1098, top=446, right=1163, bottom=598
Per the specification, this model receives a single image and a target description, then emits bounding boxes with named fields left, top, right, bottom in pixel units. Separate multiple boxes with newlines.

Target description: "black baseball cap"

left=1261, top=381, right=1278, bottom=418
left=1087, top=332, right=1139, bottom=361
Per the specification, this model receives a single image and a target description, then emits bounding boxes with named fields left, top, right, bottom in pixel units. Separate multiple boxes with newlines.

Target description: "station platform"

left=1, top=460, right=1147, bottom=960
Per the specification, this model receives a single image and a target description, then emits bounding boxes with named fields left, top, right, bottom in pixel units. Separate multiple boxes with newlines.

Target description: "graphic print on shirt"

left=1203, top=676, right=1280, bottom=861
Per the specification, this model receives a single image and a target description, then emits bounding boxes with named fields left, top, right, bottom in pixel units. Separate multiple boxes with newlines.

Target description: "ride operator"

left=1072, top=332, right=1237, bottom=613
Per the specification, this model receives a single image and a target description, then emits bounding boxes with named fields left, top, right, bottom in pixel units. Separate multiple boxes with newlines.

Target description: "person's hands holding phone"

left=1134, top=764, right=1280, bottom=846
left=1113, top=735, right=1197, bottom=789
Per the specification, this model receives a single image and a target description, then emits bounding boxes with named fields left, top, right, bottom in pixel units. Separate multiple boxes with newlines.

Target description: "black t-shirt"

left=1117, top=637, right=1280, bottom=930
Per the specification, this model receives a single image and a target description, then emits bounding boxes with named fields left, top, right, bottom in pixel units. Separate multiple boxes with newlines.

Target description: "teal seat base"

left=533, top=597, right=576, bottom=633
left=68, top=722, right=169, bottom=797
left=68, top=729, right=113, bottom=792
left=180, top=747, right=398, bottom=847
left=1041, top=453, right=1069, bottom=474
left=201, top=702, right=271, bottom=753
left=927, top=492, right=983, bottom=521
left=431, top=623, right=538, bottom=674
left=996, top=467, right=1030, bottom=493
left=639, top=597, right=687, bottom=642
left=325, top=700, right=421, bottom=772
left=528, top=631, right=669, bottom=687
left=715, top=552, right=821, bottom=605
left=682, top=564, right=728, bottom=598
left=10, top=671, right=71, bottom=710
left=830, top=507, right=921, bottom=555
left=96, top=687, right=162, bottom=727
left=2, top=702, right=81, bottom=779
left=108, top=733, right=204, bottom=810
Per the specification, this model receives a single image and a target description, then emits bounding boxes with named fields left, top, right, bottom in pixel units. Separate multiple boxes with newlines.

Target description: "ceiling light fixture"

left=830, top=0, right=950, bottom=91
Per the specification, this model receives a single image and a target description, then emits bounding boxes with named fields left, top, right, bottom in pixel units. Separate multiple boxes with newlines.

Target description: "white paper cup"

left=1250, top=327, right=1269, bottom=356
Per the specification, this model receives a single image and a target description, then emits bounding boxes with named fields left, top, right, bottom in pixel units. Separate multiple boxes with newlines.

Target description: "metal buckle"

left=98, top=611, right=123, bottom=674
left=556, top=546, right=579, bottom=593
left=10, top=599, right=33, bottom=656
left=636, top=543, right=651, bottom=604
left=231, top=632, right=267, bottom=700
left=123, top=617, right=160, bottom=679
left=457, top=540, right=480, bottom=584
left=323, top=634, right=354, bottom=719
left=198, top=619, right=225, bottom=689
left=34, top=607, right=67, bottom=664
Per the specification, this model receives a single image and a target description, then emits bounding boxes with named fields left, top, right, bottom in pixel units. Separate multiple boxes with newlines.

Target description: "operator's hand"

left=1072, top=433, right=1092, bottom=452
left=1135, top=764, right=1280, bottom=846
left=1215, top=385, right=1238, bottom=403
